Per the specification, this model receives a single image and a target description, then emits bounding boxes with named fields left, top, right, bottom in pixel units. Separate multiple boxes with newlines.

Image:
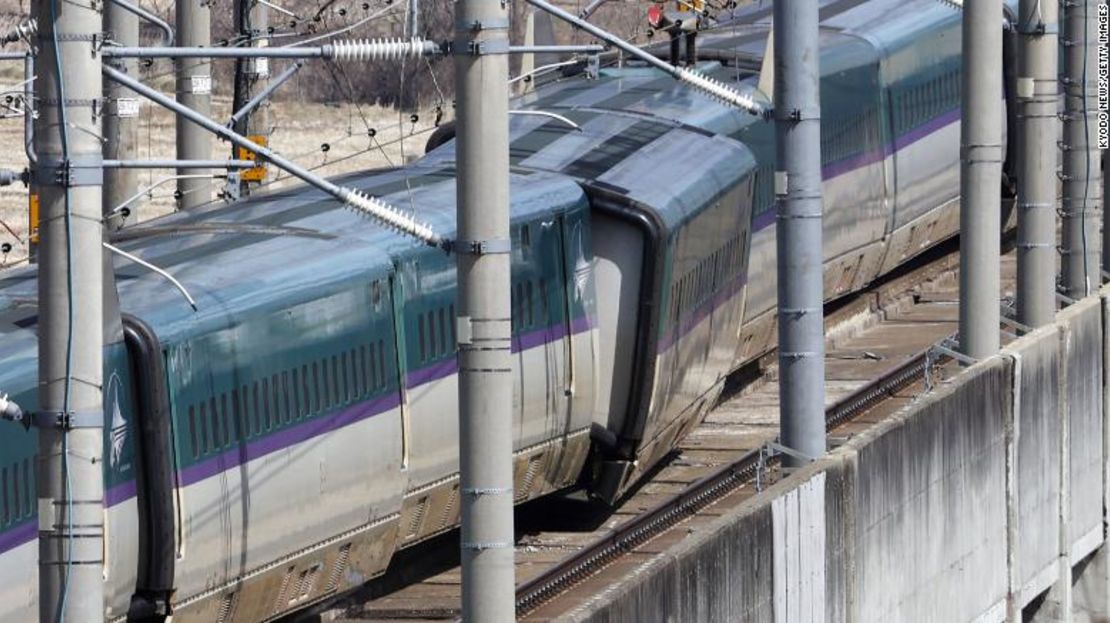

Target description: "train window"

left=22, top=458, right=30, bottom=517
left=538, top=278, right=548, bottom=323
left=10, top=463, right=17, bottom=525
left=438, top=308, right=448, bottom=355
left=209, top=397, right=221, bottom=449
left=348, top=346, right=357, bottom=395
left=281, top=372, right=291, bottom=423
left=526, top=281, right=534, bottom=328
left=328, top=357, right=337, bottom=406
left=377, top=340, right=387, bottom=387
left=290, top=368, right=301, bottom=419
left=521, top=224, right=531, bottom=249
left=449, top=305, right=456, bottom=348
left=302, top=365, right=311, bottom=417
left=272, top=373, right=282, bottom=428
left=262, top=378, right=271, bottom=431
left=221, top=394, right=231, bottom=444
left=312, top=362, right=321, bottom=412
left=10, top=463, right=18, bottom=525
left=341, top=352, right=350, bottom=402
left=428, top=311, right=438, bottom=359
left=199, top=402, right=209, bottom=455
left=232, top=388, right=242, bottom=439
left=2, top=467, right=8, bottom=525
left=188, top=405, right=199, bottom=458
left=320, top=360, right=330, bottom=409
left=253, top=382, right=262, bottom=437
left=372, top=281, right=382, bottom=309
left=359, top=346, right=369, bottom=397
left=367, top=343, right=377, bottom=390
left=418, top=313, right=427, bottom=362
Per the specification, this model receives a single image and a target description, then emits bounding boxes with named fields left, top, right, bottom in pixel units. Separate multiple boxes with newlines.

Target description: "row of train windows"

left=892, top=70, right=960, bottom=135
left=416, top=304, right=456, bottom=364
left=1, top=458, right=32, bottom=527
left=186, top=341, right=391, bottom=459
left=822, top=107, right=881, bottom=166
left=669, top=231, right=747, bottom=322
left=752, top=165, right=775, bottom=216
left=511, top=276, right=552, bottom=334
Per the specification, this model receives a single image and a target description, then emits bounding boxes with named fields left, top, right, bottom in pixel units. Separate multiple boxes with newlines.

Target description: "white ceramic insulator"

left=342, top=188, right=442, bottom=246
left=330, top=37, right=438, bottom=62
left=676, top=67, right=765, bottom=116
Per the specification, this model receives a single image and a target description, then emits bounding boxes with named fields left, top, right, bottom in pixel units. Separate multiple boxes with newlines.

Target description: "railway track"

left=300, top=241, right=1013, bottom=622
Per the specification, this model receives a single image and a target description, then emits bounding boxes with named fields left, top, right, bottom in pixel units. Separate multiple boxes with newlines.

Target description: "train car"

left=0, top=0, right=1020, bottom=620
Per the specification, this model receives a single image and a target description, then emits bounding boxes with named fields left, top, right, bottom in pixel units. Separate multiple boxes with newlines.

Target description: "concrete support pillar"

left=1059, top=0, right=1102, bottom=298
left=103, top=0, right=139, bottom=224
left=175, top=0, right=212, bottom=209
left=773, top=0, right=826, bottom=466
left=453, top=0, right=515, bottom=618
left=32, top=0, right=106, bottom=618
left=231, top=0, right=269, bottom=197
left=1015, top=0, right=1059, bottom=327
left=959, top=0, right=1003, bottom=359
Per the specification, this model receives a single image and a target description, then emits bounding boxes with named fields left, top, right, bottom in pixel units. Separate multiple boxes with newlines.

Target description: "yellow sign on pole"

left=238, top=135, right=268, bottom=183
left=28, top=192, right=39, bottom=245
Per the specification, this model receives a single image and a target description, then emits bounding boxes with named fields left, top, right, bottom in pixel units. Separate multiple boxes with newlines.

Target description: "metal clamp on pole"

left=24, top=410, right=102, bottom=430
left=36, top=154, right=104, bottom=187
left=450, top=238, right=511, bottom=255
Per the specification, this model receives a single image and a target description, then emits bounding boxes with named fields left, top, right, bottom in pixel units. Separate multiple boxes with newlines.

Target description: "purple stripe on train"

left=754, top=107, right=961, bottom=233
left=178, top=391, right=402, bottom=488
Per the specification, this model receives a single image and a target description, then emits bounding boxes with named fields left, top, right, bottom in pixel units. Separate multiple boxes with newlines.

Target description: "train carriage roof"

left=0, top=167, right=589, bottom=347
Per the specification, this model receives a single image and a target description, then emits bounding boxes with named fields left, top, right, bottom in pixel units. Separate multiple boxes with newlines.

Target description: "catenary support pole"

left=231, top=0, right=269, bottom=196
left=959, top=0, right=1002, bottom=359
left=104, top=0, right=139, bottom=226
left=175, top=0, right=212, bottom=209
left=407, top=0, right=420, bottom=37
left=1015, top=0, right=1058, bottom=327
left=1060, top=0, right=1102, bottom=298
left=774, top=0, right=825, bottom=467
left=33, top=0, right=106, bottom=618
left=453, top=0, right=515, bottom=617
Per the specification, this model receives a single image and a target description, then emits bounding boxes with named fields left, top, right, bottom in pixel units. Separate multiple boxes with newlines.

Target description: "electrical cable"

left=284, top=4, right=395, bottom=47
left=47, top=0, right=76, bottom=618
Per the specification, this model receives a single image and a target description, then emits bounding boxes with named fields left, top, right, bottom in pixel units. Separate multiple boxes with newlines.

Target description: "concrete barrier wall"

left=567, top=292, right=1108, bottom=623
left=850, top=358, right=1011, bottom=622
left=1058, top=299, right=1105, bottom=561
left=1009, top=327, right=1061, bottom=600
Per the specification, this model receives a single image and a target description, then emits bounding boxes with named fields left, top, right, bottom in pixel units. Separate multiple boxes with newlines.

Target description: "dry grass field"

left=0, top=84, right=441, bottom=267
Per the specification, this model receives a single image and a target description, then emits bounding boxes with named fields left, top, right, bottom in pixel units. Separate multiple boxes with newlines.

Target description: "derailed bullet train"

left=0, top=0, right=1019, bottom=620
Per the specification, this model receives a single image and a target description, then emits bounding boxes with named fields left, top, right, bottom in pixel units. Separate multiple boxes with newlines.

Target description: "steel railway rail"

left=513, top=346, right=938, bottom=617
left=310, top=238, right=1009, bottom=622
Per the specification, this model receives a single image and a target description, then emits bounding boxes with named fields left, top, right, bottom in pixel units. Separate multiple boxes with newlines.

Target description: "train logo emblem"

left=106, top=372, right=127, bottom=469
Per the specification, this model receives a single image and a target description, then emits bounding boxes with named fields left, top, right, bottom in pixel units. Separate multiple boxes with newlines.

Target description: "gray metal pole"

left=1015, top=0, right=1058, bottom=327
left=454, top=0, right=515, bottom=617
left=407, top=0, right=419, bottom=37
left=175, top=0, right=212, bottom=209
left=232, top=0, right=269, bottom=195
left=33, top=0, right=105, bottom=618
left=774, top=0, right=825, bottom=467
left=104, top=0, right=139, bottom=226
left=1060, top=0, right=1102, bottom=298
left=958, top=0, right=1003, bottom=359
